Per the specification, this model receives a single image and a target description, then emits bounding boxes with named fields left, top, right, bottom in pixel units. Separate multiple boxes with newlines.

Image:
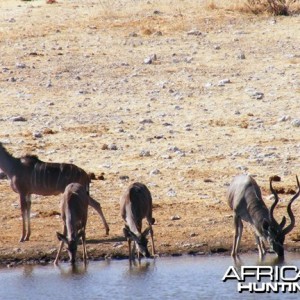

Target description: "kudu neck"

left=248, top=199, right=270, bottom=238
left=0, top=144, right=21, bottom=178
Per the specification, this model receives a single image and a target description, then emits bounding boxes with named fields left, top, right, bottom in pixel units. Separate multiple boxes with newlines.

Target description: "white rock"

left=291, top=119, right=300, bottom=127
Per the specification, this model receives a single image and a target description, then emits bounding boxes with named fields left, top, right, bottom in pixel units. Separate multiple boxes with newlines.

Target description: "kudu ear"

left=142, top=226, right=151, bottom=237
left=56, top=232, right=68, bottom=243
left=123, top=226, right=130, bottom=238
left=123, top=227, right=139, bottom=241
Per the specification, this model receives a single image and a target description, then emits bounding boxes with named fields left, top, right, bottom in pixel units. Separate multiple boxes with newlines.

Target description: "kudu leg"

left=19, top=194, right=31, bottom=242
left=232, top=215, right=243, bottom=257
left=128, top=238, right=133, bottom=261
left=54, top=241, right=64, bottom=265
left=149, top=225, right=155, bottom=257
left=82, top=230, right=87, bottom=264
left=88, top=197, right=109, bottom=235
left=255, top=236, right=265, bottom=259
left=54, top=226, right=66, bottom=265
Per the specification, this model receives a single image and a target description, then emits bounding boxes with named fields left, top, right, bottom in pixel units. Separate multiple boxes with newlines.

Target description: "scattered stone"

left=203, top=178, right=213, bottom=183
left=168, top=146, right=180, bottom=152
left=236, top=165, right=248, bottom=171
left=113, top=242, right=123, bottom=248
left=128, top=32, right=138, bottom=37
left=245, top=88, right=264, bottom=99
left=218, top=79, right=231, bottom=86
left=108, top=144, right=118, bottom=150
left=187, top=29, right=202, bottom=36
left=139, top=118, right=153, bottom=124
left=46, top=80, right=52, bottom=88
left=167, top=188, right=176, bottom=197
left=150, top=169, right=161, bottom=176
left=278, top=115, right=290, bottom=122
left=171, top=215, right=181, bottom=220
left=11, top=116, right=26, bottom=122
left=88, top=172, right=96, bottom=180
left=101, top=144, right=108, bottom=150
left=237, top=51, right=246, bottom=59
left=291, top=119, right=300, bottom=127
left=144, top=54, right=157, bottom=64
left=16, top=62, right=26, bottom=69
left=204, top=82, right=213, bottom=88
left=119, top=175, right=129, bottom=181
left=97, top=173, right=105, bottom=180
left=251, top=91, right=264, bottom=100
left=153, top=31, right=163, bottom=36
left=33, top=132, right=43, bottom=138
left=139, top=149, right=150, bottom=157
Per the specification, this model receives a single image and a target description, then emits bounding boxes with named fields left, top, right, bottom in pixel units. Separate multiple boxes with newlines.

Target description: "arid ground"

left=0, top=0, right=300, bottom=265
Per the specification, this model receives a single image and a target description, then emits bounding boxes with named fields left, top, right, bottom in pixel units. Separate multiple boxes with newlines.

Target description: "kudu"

left=120, top=182, right=155, bottom=261
left=227, top=174, right=300, bottom=259
left=54, top=183, right=88, bottom=265
left=0, top=143, right=109, bottom=242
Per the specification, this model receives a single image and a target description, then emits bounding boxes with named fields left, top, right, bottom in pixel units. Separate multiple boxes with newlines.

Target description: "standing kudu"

left=227, top=174, right=300, bottom=259
left=120, top=182, right=155, bottom=261
left=0, top=143, right=109, bottom=242
left=54, top=183, right=88, bottom=265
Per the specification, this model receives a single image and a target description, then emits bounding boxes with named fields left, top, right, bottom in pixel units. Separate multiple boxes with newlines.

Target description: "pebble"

left=245, top=88, right=264, bottom=99
left=33, top=132, right=43, bottom=138
left=139, top=149, right=150, bottom=157
left=291, top=119, right=300, bottom=127
left=108, top=144, right=118, bottom=150
left=187, top=30, right=202, bottom=36
left=144, top=54, right=157, bottom=64
left=167, top=188, right=176, bottom=197
left=11, top=116, right=27, bottom=122
left=139, top=118, right=153, bottom=124
left=16, top=62, right=26, bottom=69
left=278, top=115, right=290, bottom=122
left=237, top=51, right=246, bottom=59
left=150, top=169, right=161, bottom=176
left=218, top=79, right=231, bottom=86
left=171, top=215, right=181, bottom=220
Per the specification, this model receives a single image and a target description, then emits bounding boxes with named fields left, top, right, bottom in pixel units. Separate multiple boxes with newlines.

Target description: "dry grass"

left=206, top=0, right=300, bottom=15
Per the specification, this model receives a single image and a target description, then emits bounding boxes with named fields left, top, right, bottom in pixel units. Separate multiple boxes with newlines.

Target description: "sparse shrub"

left=245, top=0, right=300, bottom=15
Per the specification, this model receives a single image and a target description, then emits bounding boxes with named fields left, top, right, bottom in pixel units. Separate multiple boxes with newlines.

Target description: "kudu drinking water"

left=120, top=182, right=155, bottom=261
left=54, top=183, right=88, bottom=265
left=0, top=143, right=109, bottom=242
left=227, top=174, right=300, bottom=259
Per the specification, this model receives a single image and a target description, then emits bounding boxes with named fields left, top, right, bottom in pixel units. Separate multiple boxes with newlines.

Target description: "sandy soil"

left=0, top=0, right=300, bottom=265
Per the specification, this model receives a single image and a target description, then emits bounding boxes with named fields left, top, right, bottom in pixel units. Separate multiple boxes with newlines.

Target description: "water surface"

left=0, top=253, right=300, bottom=299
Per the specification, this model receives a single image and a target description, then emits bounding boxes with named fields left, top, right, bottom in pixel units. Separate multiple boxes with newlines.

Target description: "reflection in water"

left=125, top=260, right=155, bottom=278
left=57, top=262, right=88, bottom=278
left=233, top=253, right=286, bottom=269
left=23, top=265, right=34, bottom=277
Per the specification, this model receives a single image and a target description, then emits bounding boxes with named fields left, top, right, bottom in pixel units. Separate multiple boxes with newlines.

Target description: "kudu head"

left=56, top=230, right=84, bottom=264
left=123, top=226, right=151, bottom=258
left=265, top=176, right=300, bottom=257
